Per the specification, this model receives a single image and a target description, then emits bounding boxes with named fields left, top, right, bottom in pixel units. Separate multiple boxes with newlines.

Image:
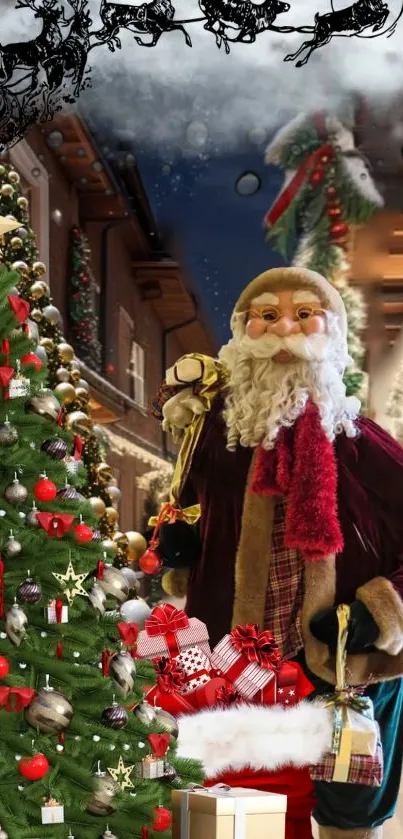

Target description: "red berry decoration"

left=330, top=221, right=348, bottom=240
left=327, top=206, right=342, bottom=219
left=34, top=476, right=57, bottom=502
left=309, top=166, right=324, bottom=186
left=0, top=655, right=9, bottom=678
left=21, top=352, right=42, bottom=372
left=152, top=806, right=172, bottom=832
left=327, top=185, right=337, bottom=198
left=139, top=547, right=162, bottom=575
left=18, top=753, right=49, bottom=780
left=73, top=522, right=93, bottom=543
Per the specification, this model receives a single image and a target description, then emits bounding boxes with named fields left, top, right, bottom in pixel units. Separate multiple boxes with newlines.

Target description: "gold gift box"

left=172, top=787, right=287, bottom=839
left=343, top=703, right=377, bottom=757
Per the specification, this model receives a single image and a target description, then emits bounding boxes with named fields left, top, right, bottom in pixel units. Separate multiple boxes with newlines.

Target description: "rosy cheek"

left=304, top=315, right=326, bottom=335
left=246, top=318, right=265, bottom=339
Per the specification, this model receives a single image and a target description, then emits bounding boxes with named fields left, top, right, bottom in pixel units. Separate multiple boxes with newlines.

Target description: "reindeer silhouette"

left=42, top=0, right=92, bottom=97
left=199, top=0, right=291, bottom=53
left=284, top=0, right=389, bottom=67
left=0, top=0, right=70, bottom=89
left=91, top=0, right=192, bottom=51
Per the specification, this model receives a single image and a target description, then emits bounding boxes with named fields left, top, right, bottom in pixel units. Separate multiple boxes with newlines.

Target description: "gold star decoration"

left=52, top=561, right=88, bottom=605
left=107, top=756, right=135, bottom=791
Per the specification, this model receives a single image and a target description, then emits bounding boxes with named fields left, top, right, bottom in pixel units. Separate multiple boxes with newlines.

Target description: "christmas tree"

left=0, top=162, right=147, bottom=569
left=263, top=111, right=383, bottom=400
left=0, top=258, right=202, bottom=838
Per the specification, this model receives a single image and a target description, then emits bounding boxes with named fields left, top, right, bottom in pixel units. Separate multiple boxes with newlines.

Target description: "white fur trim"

left=177, top=702, right=332, bottom=779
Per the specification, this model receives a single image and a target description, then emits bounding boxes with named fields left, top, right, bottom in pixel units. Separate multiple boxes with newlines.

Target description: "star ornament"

left=107, top=756, right=135, bottom=791
left=52, top=560, right=88, bottom=605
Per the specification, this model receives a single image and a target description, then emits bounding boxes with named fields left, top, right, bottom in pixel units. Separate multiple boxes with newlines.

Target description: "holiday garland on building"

left=263, top=112, right=383, bottom=399
left=68, top=226, right=102, bottom=374
left=0, top=162, right=146, bottom=568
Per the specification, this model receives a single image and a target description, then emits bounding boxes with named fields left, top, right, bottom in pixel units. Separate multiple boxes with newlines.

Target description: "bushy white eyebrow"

left=292, top=290, right=321, bottom=304
left=251, top=292, right=279, bottom=306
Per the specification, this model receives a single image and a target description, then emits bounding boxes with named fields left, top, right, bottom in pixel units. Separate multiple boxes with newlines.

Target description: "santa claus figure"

left=152, top=266, right=403, bottom=839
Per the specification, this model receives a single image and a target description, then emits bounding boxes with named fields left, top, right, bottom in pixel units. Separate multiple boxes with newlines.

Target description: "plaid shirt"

left=264, top=496, right=304, bottom=660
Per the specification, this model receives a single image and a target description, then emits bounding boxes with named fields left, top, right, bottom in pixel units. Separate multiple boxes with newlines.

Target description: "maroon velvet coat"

left=180, top=398, right=403, bottom=656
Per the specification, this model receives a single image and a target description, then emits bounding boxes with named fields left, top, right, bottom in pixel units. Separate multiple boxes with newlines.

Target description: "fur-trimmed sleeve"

left=356, top=577, right=403, bottom=656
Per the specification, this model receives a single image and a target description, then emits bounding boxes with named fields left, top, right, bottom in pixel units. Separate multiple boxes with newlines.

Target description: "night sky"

left=135, top=141, right=286, bottom=346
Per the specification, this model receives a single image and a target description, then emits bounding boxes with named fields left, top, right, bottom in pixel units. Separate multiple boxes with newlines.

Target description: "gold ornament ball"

left=58, top=342, right=74, bottom=363
left=107, top=485, right=121, bottom=505
left=78, top=379, right=90, bottom=392
left=102, top=538, right=118, bottom=556
left=8, top=170, right=20, bottom=184
left=70, top=369, right=81, bottom=385
left=75, top=386, right=90, bottom=405
left=1, top=184, right=14, bottom=198
left=88, top=497, right=106, bottom=518
left=32, top=261, right=47, bottom=277
left=30, top=280, right=48, bottom=299
left=40, top=337, right=55, bottom=353
left=10, top=237, right=23, bottom=249
left=28, top=392, right=61, bottom=423
left=70, top=359, right=80, bottom=372
left=125, top=531, right=147, bottom=559
left=31, top=308, right=43, bottom=323
left=56, top=366, right=70, bottom=383
left=105, top=507, right=119, bottom=526
left=0, top=164, right=5, bottom=176
left=55, top=382, right=76, bottom=405
left=43, top=304, right=61, bottom=325
left=17, top=195, right=28, bottom=211
left=96, top=462, right=113, bottom=484
left=11, top=260, right=29, bottom=275
left=66, top=410, right=93, bottom=437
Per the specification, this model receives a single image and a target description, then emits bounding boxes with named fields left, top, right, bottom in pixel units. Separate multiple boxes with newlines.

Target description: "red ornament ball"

left=18, top=753, right=49, bottom=780
left=0, top=655, right=9, bottom=678
left=152, top=806, right=172, bottom=832
left=327, top=206, right=342, bottom=219
left=330, top=221, right=348, bottom=240
left=139, top=548, right=162, bottom=575
left=34, top=477, right=57, bottom=502
left=21, top=352, right=42, bottom=372
left=106, top=363, right=115, bottom=375
left=73, top=522, right=93, bottom=543
left=327, top=185, right=337, bottom=198
left=309, top=166, right=324, bottom=186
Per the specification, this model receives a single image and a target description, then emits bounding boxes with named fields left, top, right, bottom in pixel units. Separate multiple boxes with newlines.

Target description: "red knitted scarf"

left=251, top=402, right=343, bottom=561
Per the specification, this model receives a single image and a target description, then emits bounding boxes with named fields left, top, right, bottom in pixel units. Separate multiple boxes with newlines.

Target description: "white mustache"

left=239, top=333, right=330, bottom=361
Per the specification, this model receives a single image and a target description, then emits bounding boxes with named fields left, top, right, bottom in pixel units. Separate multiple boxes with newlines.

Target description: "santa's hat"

left=231, top=266, right=348, bottom=346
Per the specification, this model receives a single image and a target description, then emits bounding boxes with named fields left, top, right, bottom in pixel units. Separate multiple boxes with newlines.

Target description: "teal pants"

left=295, top=652, right=403, bottom=829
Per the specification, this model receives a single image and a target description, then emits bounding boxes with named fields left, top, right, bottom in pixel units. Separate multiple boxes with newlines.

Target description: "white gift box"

left=136, top=757, right=165, bottom=779
left=175, top=645, right=211, bottom=694
left=41, top=804, right=64, bottom=824
left=9, top=376, right=30, bottom=399
left=47, top=602, right=68, bottom=624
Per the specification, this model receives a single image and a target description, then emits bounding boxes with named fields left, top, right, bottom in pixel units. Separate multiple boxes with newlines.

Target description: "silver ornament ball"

left=5, top=603, right=27, bottom=646
left=98, top=567, right=129, bottom=606
left=4, top=479, right=28, bottom=506
left=0, top=421, right=18, bottom=446
left=25, top=687, right=73, bottom=733
left=134, top=701, right=157, bottom=727
left=109, top=651, right=136, bottom=698
left=86, top=771, right=118, bottom=816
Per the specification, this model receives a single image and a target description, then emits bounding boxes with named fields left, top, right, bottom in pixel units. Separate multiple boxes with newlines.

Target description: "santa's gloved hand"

left=157, top=520, right=201, bottom=569
left=310, top=601, right=379, bottom=654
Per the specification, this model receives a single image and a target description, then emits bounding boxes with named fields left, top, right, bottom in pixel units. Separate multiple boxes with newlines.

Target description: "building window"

left=128, top=341, right=146, bottom=408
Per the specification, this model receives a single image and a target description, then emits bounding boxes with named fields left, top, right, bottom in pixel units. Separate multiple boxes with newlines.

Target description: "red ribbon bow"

left=0, top=365, right=14, bottom=399
left=36, top=512, right=74, bottom=538
left=147, top=733, right=170, bottom=759
left=216, top=684, right=243, bottom=706
left=145, top=604, right=189, bottom=638
left=8, top=295, right=30, bottom=324
left=73, top=435, right=83, bottom=460
left=154, top=657, right=186, bottom=694
left=0, top=687, right=35, bottom=712
left=230, top=624, right=282, bottom=670
left=264, top=143, right=335, bottom=228
left=117, top=622, right=139, bottom=647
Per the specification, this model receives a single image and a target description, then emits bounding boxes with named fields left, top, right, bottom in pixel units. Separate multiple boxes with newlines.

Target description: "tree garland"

left=263, top=112, right=383, bottom=399
left=68, top=227, right=102, bottom=374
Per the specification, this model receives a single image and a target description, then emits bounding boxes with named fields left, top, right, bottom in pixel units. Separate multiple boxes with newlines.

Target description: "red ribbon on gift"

left=216, top=684, right=243, bottom=706
left=155, top=657, right=187, bottom=694
left=8, top=295, right=30, bottom=324
left=143, top=683, right=195, bottom=716
left=145, top=604, right=189, bottom=657
left=73, top=435, right=83, bottom=460
left=148, top=733, right=170, bottom=759
left=36, top=513, right=74, bottom=538
left=118, top=622, right=139, bottom=647
left=230, top=624, right=282, bottom=670
left=0, top=687, right=35, bottom=712
left=264, top=143, right=334, bottom=228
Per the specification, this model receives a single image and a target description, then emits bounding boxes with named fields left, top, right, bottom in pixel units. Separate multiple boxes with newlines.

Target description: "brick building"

left=5, top=113, right=216, bottom=530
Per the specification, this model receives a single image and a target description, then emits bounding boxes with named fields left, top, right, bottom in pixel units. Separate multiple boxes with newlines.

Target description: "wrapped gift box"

left=46, top=601, right=68, bottom=624
left=137, top=604, right=210, bottom=660
left=136, top=755, right=165, bottom=779
left=145, top=683, right=195, bottom=716
left=310, top=739, right=383, bottom=787
left=41, top=802, right=64, bottom=824
left=175, top=645, right=212, bottom=694
left=339, top=701, right=377, bottom=758
left=211, top=631, right=276, bottom=700
left=172, top=786, right=287, bottom=839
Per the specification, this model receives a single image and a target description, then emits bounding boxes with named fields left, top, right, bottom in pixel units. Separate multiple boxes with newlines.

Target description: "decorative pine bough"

left=263, top=112, right=383, bottom=399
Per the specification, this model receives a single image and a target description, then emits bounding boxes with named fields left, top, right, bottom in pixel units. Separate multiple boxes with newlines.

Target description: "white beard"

left=218, top=327, right=359, bottom=451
